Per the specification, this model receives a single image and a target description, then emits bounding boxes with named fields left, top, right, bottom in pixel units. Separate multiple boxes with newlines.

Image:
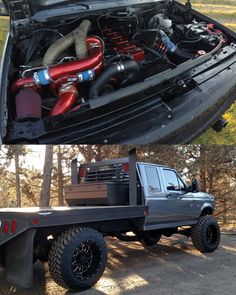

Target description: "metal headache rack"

left=65, top=159, right=130, bottom=206
left=71, top=157, right=130, bottom=184
left=81, top=161, right=130, bottom=184
left=68, top=150, right=139, bottom=206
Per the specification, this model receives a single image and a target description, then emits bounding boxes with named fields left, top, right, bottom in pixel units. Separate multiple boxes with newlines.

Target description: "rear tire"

left=141, top=231, right=162, bottom=246
left=48, top=227, right=107, bottom=291
left=191, top=215, right=221, bottom=253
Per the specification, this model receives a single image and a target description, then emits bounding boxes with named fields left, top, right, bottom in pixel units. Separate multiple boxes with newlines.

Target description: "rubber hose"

left=43, top=20, right=91, bottom=66
left=74, top=19, right=91, bottom=59
left=105, top=54, right=134, bottom=66
left=43, top=29, right=77, bottom=65
left=178, top=37, right=202, bottom=45
left=172, top=47, right=196, bottom=62
left=89, top=60, right=139, bottom=99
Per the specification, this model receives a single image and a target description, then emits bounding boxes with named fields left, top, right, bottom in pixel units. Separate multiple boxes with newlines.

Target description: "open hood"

left=2, top=0, right=168, bottom=21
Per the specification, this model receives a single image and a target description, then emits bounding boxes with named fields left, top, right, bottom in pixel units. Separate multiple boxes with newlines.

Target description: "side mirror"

left=191, top=178, right=200, bottom=193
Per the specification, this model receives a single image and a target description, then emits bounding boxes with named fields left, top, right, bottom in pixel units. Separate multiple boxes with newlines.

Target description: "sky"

left=0, top=145, right=46, bottom=172
left=5, top=145, right=84, bottom=172
left=25, top=145, right=46, bottom=171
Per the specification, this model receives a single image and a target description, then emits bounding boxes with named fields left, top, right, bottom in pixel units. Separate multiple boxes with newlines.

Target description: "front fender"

left=200, top=203, right=214, bottom=215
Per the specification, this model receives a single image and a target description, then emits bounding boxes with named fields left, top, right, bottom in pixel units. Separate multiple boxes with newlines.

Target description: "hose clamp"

left=89, top=43, right=101, bottom=48
left=116, top=63, right=125, bottom=72
left=33, top=69, right=52, bottom=86
left=77, top=69, right=95, bottom=83
left=33, top=72, right=40, bottom=85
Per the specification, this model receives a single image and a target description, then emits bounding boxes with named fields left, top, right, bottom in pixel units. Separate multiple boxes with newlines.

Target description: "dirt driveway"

left=0, top=233, right=235, bottom=295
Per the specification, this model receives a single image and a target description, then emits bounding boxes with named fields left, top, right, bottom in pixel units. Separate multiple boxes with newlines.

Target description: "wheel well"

left=201, top=207, right=213, bottom=216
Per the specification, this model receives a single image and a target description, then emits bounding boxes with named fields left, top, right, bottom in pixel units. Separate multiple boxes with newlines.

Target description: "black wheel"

left=48, top=227, right=107, bottom=291
left=141, top=231, right=162, bottom=246
left=191, top=215, right=221, bottom=253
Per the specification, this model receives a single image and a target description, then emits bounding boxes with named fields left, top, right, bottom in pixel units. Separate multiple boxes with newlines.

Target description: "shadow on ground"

left=0, top=233, right=236, bottom=295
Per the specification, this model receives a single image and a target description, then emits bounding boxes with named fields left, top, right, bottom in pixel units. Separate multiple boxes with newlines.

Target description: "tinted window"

left=145, top=166, right=161, bottom=192
left=163, top=169, right=184, bottom=191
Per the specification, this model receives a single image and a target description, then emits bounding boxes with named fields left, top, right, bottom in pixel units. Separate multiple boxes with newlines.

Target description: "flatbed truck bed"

left=0, top=205, right=147, bottom=246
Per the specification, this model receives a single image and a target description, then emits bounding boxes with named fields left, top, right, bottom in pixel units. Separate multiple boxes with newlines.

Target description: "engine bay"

left=7, top=1, right=232, bottom=140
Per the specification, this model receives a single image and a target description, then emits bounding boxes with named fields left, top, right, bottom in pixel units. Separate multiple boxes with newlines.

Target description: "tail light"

left=10, top=220, right=17, bottom=234
left=123, top=163, right=129, bottom=173
left=1, top=220, right=17, bottom=235
left=2, top=221, right=10, bottom=235
left=79, top=167, right=87, bottom=179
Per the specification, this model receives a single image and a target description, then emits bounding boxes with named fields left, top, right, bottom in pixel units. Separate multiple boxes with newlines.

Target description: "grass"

left=0, top=1, right=236, bottom=143
left=0, top=17, right=8, bottom=56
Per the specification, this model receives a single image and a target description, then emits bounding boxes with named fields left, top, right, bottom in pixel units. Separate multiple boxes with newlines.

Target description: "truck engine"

left=9, top=2, right=228, bottom=125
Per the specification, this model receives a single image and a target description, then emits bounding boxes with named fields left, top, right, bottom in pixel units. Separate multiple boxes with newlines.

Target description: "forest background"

left=0, top=145, right=235, bottom=229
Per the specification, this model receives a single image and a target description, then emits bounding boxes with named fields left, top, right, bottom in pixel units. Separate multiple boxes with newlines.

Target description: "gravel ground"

left=0, top=233, right=236, bottom=295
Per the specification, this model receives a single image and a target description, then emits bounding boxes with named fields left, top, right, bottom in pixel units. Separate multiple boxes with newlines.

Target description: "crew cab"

left=0, top=150, right=221, bottom=291
left=0, top=0, right=236, bottom=144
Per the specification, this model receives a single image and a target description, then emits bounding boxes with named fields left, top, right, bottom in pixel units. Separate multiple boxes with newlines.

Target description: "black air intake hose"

left=159, top=30, right=196, bottom=63
left=89, top=60, right=140, bottom=99
left=173, top=47, right=197, bottom=63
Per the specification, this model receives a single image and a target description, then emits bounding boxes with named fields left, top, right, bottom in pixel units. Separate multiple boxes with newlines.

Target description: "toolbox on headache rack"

left=64, top=182, right=129, bottom=206
left=64, top=157, right=131, bottom=206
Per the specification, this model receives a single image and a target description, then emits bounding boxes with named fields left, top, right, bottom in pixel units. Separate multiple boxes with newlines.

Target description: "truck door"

left=161, top=168, right=194, bottom=222
left=138, top=164, right=167, bottom=229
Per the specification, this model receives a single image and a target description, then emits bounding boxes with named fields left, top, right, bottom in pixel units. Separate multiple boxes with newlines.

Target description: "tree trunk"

left=15, top=153, right=21, bottom=207
left=57, top=146, right=64, bottom=206
left=208, top=172, right=214, bottom=193
left=95, top=145, right=102, bottom=161
left=40, top=145, right=54, bottom=208
left=200, top=168, right=207, bottom=192
left=222, top=196, right=227, bottom=224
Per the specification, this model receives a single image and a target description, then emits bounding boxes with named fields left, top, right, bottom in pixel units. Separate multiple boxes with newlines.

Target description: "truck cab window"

left=163, top=169, right=185, bottom=192
left=177, top=175, right=186, bottom=191
left=145, top=166, right=161, bottom=192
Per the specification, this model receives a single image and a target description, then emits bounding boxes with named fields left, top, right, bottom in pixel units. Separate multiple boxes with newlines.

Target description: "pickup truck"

left=0, top=149, right=221, bottom=291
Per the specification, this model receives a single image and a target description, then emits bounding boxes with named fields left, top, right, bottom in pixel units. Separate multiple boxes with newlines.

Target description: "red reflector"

left=10, top=220, right=17, bottom=234
left=79, top=168, right=87, bottom=178
left=2, top=221, right=10, bottom=235
left=123, top=163, right=129, bottom=173
left=32, top=218, right=39, bottom=225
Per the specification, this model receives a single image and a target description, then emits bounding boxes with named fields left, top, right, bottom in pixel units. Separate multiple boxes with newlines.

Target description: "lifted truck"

left=0, top=150, right=221, bottom=291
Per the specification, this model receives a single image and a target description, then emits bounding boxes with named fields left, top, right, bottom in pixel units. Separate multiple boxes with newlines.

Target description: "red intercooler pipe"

left=12, top=37, right=104, bottom=94
left=49, top=60, right=103, bottom=115
left=50, top=61, right=103, bottom=94
left=51, top=84, right=79, bottom=116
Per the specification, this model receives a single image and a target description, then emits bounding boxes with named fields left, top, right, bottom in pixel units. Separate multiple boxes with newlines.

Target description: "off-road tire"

left=191, top=215, right=221, bottom=253
left=141, top=231, right=162, bottom=246
left=48, top=227, right=107, bottom=291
